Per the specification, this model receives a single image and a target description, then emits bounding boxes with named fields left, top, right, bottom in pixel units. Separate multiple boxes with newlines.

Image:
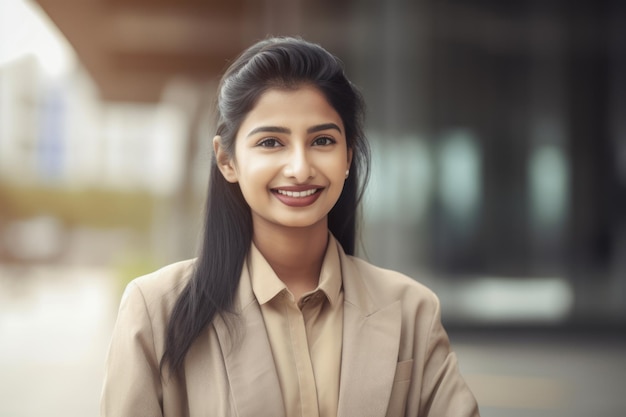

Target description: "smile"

left=275, top=188, right=319, bottom=198
left=272, top=187, right=324, bottom=207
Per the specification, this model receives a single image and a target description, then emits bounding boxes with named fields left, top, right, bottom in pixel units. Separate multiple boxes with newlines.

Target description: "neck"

left=252, top=220, right=329, bottom=300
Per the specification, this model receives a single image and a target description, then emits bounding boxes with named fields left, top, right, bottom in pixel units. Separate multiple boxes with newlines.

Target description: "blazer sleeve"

left=418, top=296, right=480, bottom=417
left=101, top=282, right=164, bottom=417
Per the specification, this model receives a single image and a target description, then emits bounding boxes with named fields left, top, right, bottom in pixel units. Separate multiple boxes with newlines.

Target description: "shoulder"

left=341, top=253, right=440, bottom=313
left=120, top=259, right=196, bottom=320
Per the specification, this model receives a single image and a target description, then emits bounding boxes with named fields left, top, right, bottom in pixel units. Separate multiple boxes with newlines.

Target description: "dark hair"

left=161, top=37, right=370, bottom=376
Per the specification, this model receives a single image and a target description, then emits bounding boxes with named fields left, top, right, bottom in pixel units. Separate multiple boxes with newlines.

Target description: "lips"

left=271, top=186, right=324, bottom=207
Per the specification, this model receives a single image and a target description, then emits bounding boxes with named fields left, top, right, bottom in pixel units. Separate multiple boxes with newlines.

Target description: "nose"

left=283, top=147, right=315, bottom=182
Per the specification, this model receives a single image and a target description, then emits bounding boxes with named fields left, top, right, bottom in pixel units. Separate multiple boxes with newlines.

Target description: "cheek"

left=326, top=152, right=350, bottom=175
left=239, top=160, right=272, bottom=182
left=235, top=156, right=276, bottom=192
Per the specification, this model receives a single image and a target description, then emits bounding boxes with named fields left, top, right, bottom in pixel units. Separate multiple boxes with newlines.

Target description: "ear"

left=213, top=135, right=238, bottom=183
left=347, top=147, right=353, bottom=170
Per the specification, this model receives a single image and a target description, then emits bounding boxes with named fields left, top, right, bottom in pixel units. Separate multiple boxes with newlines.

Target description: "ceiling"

left=35, top=0, right=327, bottom=102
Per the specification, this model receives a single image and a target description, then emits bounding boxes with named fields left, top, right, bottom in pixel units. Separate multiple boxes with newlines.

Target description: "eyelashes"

left=255, top=135, right=336, bottom=148
left=256, top=137, right=281, bottom=148
left=312, top=136, right=336, bottom=146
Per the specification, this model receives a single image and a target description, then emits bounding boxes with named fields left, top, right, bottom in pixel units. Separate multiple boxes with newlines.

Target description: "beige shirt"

left=248, top=239, right=343, bottom=417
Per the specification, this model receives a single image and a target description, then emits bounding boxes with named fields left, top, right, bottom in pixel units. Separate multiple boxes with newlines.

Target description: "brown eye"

left=312, top=136, right=336, bottom=146
left=257, top=138, right=282, bottom=148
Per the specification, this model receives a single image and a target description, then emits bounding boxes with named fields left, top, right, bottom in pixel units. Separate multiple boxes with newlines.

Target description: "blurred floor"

left=1, top=265, right=625, bottom=417
left=0, top=264, right=117, bottom=417
left=451, top=331, right=626, bottom=417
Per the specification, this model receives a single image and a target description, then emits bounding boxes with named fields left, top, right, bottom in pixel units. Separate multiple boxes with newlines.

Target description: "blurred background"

left=0, top=0, right=624, bottom=416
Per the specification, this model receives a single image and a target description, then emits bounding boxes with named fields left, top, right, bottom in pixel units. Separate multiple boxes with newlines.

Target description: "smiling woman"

left=215, top=86, right=352, bottom=240
left=101, top=37, right=481, bottom=417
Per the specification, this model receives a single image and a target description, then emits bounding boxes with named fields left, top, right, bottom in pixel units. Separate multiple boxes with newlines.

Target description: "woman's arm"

left=418, top=297, right=480, bottom=417
left=101, top=282, right=164, bottom=417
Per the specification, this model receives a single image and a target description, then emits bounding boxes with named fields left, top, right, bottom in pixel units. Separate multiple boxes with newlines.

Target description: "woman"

left=101, top=37, right=480, bottom=417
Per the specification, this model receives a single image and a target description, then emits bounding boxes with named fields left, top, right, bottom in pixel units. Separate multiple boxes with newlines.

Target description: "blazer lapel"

left=213, top=263, right=286, bottom=417
left=337, top=247, right=402, bottom=417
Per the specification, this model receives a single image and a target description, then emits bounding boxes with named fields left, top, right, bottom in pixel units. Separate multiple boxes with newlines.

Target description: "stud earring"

left=345, top=170, right=349, bottom=178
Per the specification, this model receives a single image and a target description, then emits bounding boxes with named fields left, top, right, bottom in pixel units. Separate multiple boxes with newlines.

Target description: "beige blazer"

left=101, top=239, right=480, bottom=417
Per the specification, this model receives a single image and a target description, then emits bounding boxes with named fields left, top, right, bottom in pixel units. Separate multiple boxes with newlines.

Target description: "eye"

left=257, top=138, right=282, bottom=148
left=312, top=136, right=336, bottom=146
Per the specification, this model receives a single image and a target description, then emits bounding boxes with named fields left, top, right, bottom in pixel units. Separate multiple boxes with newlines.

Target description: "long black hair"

left=161, top=37, right=370, bottom=375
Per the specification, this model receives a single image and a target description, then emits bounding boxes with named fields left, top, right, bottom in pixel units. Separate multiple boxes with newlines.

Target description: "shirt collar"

left=248, top=233, right=343, bottom=306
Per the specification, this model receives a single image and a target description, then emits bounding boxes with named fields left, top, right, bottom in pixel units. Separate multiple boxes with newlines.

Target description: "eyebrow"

left=246, top=123, right=342, bottom=137
left=308, top=123, right=342, bottom=134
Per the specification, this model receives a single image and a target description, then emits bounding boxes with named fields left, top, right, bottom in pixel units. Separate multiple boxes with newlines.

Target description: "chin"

left=275, top=214, right=329, bottom=230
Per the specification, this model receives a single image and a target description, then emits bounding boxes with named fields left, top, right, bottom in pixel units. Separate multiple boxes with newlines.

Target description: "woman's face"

left=216, top=85, right=352, bottom=234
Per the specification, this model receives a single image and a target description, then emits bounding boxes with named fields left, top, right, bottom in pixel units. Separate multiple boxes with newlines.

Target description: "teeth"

left=276, top=188, right=318, bottom=198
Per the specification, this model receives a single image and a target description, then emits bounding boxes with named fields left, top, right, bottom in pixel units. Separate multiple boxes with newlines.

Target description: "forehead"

left=238, top=86, right=344, bottom=136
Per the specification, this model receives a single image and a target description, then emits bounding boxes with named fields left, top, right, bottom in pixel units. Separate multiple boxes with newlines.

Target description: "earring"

left=345, top=170, right=349, bottom=178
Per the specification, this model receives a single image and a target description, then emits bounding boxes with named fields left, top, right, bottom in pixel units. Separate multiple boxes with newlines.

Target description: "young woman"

left=101, top=37, right=480, bottom=417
